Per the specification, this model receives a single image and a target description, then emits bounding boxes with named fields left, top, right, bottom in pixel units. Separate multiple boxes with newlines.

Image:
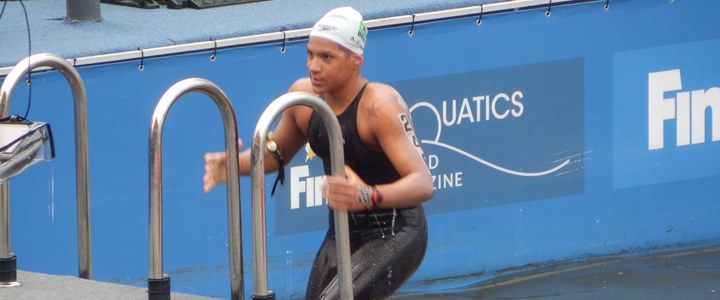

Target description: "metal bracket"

left=101, top=0, right=160, bottom=9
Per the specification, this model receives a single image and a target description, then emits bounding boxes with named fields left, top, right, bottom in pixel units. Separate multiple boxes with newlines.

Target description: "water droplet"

left=50, top=163, right=55, bottom=222
left=373, top=213, right=386, bottom=239
left=390, top=209, right=397, bottom=236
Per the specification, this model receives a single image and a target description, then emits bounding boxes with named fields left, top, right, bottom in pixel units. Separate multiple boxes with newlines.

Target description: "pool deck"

left=0, top=0, right=500, bottom=68
left=0, top=270, right=218, bottom=300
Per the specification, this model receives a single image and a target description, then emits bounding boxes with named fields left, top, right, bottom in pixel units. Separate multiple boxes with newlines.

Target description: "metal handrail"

left=250, top=92, right=353, bottom=299
left=0, top=53, right=92, bottom=280
left=147, top=78, right=244, bottom=300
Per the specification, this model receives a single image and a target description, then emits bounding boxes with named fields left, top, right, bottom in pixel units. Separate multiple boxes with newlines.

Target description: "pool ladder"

left=148, top=79, right=354, bottom=299
left=0, top=53, right=93, bottom=285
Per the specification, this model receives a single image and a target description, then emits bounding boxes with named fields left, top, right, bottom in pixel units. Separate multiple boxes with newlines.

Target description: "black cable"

left=1, top=1, right=33, bottom=118
left=0, top=0, right=8, bottom=21
left=18, top=0, right=32, bottom=119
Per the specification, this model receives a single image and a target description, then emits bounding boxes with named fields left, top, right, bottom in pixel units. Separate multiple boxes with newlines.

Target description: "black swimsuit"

left=305, top=84, right=428, bottom=299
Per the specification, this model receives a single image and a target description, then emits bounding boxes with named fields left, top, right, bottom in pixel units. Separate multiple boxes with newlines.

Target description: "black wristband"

left=267, top=133, right=285, bottom=196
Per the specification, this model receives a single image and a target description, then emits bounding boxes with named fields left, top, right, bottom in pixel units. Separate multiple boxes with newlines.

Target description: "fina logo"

left=289, top=144, right=324, bottom=210
left=648, top=69, right=720, bottom=150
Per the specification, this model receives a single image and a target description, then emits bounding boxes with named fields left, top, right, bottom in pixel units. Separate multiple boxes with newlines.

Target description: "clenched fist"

left=203, top=139, right=242, bottom=193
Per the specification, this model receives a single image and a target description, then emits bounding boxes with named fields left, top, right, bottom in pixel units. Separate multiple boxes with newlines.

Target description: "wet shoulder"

left=279, top=78, right=316, bottom=137
left=362, top=82, right=407, bottom=115
left=288, top=77, right=315, bottom=93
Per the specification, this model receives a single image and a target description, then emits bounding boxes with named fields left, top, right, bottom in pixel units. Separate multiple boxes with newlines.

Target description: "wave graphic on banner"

left=411, top=102, right=569, bottom=177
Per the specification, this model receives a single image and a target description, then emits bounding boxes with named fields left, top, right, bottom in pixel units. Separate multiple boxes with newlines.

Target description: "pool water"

left=395, top=247, right=720, bottom=299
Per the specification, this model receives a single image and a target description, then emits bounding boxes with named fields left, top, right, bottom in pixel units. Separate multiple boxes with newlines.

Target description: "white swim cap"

left=310, top=7, right=367, bottom=55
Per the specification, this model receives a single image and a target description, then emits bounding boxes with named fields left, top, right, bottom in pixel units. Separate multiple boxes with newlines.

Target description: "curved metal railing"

left=147, top=78, right=243, bottom=299
left=250, top=92, right=353, bottom=299
left=0, top=53, right=92, bottom=282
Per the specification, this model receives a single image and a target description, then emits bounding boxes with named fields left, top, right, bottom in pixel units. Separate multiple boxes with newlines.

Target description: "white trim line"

left=0, top=0, right=592, bottom=76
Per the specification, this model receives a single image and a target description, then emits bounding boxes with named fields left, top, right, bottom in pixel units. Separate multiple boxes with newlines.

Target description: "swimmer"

left=203, top=6, right=433, bottom=299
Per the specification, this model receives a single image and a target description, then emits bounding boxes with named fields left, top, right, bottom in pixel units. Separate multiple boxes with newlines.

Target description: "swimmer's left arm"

left=366, top=85, right=433, bottom=209
left=324, top=84, right=433, bottom=212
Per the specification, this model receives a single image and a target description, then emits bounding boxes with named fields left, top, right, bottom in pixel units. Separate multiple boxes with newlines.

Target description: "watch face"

left=267, top=140, right=277, bottom=152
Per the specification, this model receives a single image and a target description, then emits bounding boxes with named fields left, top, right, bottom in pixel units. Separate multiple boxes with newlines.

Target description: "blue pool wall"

left=2, top=0, right=719, bottom=298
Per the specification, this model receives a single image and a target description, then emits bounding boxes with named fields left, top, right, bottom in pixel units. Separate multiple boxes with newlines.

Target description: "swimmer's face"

left=307, top=37, right=363, bottom=94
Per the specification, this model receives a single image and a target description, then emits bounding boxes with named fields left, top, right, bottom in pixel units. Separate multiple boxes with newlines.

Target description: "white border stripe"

left=0, top=0, right=591, bottom=76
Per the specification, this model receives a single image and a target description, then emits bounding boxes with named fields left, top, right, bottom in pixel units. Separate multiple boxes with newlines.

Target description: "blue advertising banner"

left=613, top=38, right=720, bottom=188
left=396, top=58, right=585, bottom=212
left=276, top=59, right=585, bottom=234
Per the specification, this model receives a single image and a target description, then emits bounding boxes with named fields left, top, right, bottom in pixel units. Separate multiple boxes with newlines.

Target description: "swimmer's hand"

left=325, top=166, right=372, bottom=212
left=203, top=139, right=243, bottom=193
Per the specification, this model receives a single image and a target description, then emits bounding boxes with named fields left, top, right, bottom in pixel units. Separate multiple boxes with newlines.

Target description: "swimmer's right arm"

left=202, top=114, right=306, bottom=193
left=202, top=79, right=312, bottom=193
